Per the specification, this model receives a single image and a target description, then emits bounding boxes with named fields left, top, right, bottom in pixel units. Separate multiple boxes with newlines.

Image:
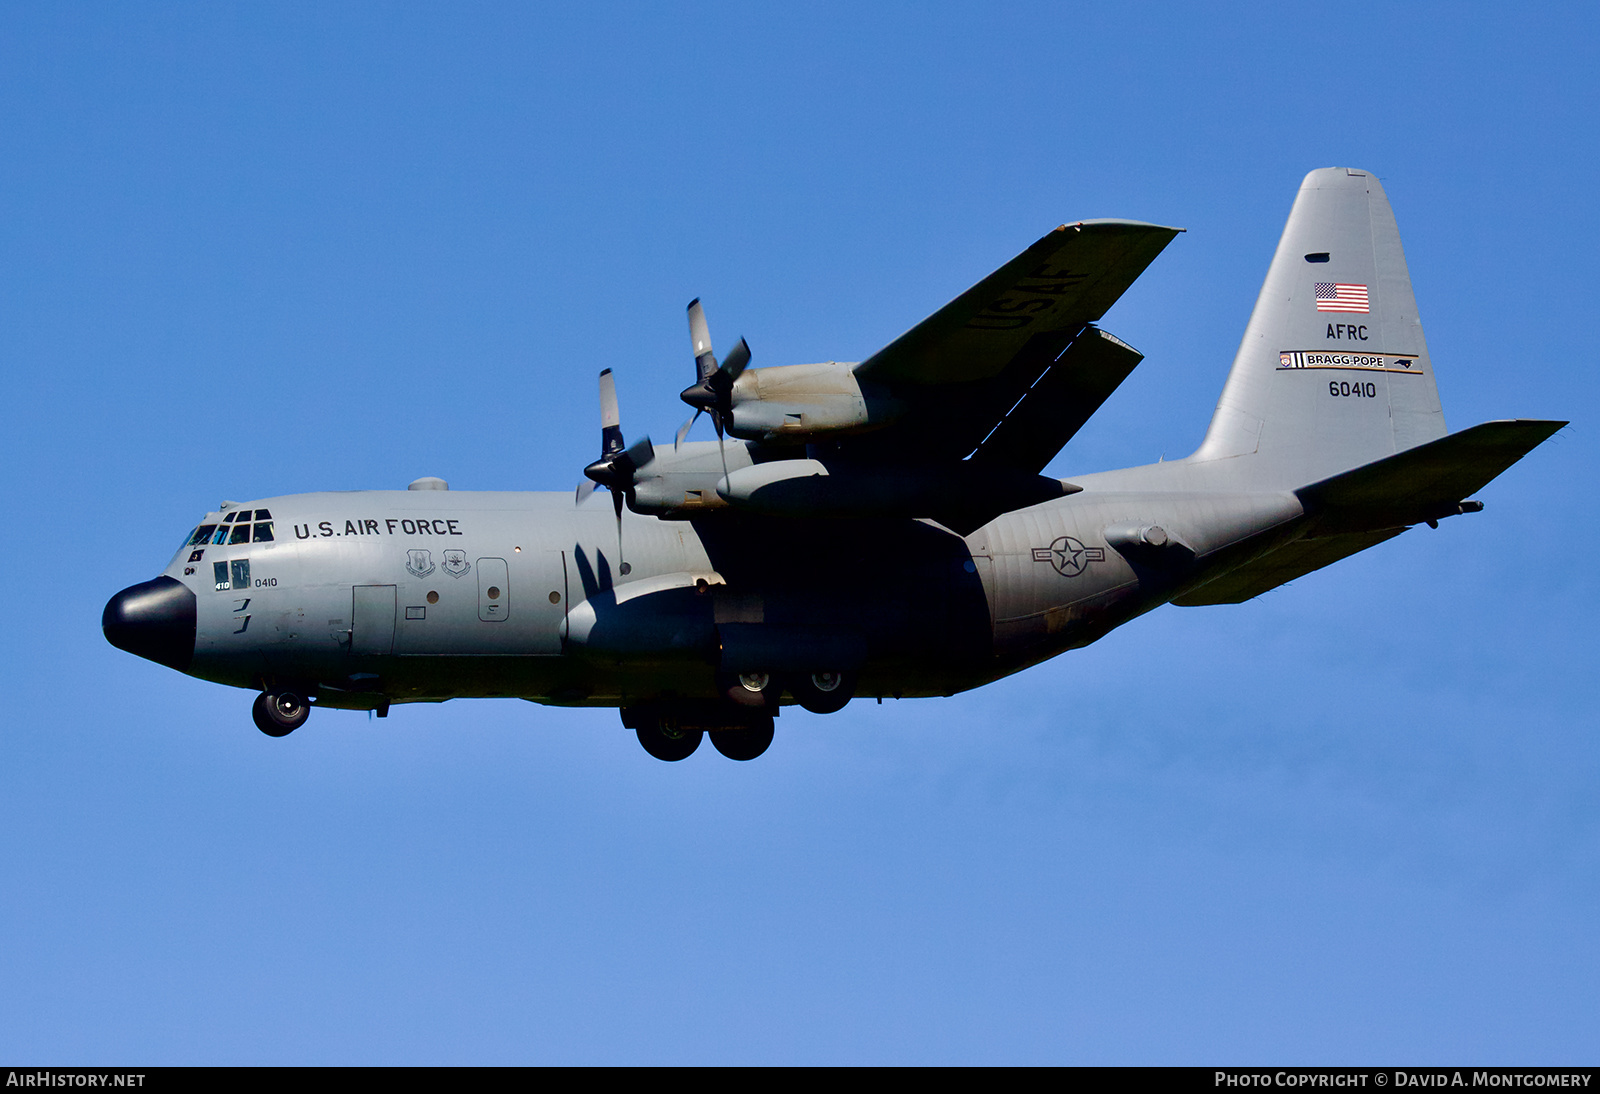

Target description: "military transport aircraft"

left=103, top=168, right=1564, bottom=761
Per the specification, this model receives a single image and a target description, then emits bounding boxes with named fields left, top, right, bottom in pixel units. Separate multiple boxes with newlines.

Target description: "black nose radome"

left=103, top=576, right=196, bottom=672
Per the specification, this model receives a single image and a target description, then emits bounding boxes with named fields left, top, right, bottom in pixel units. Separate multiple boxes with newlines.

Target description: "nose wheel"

left=252, top=690, right=310, bottom=737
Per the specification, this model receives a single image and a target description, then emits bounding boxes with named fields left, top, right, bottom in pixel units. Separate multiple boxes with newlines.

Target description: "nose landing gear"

left=252, top=690, right=310, bottom=737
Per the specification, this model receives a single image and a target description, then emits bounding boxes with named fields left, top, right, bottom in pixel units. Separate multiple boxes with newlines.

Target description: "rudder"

left=1192, top=168, right=1446, bottom=489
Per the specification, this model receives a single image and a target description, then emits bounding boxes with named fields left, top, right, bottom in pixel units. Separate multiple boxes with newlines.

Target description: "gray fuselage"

left=152, top=461, right=1303, bottom=713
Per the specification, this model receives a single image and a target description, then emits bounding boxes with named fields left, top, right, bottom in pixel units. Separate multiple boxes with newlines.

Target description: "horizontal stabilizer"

left=1176, top=418, right=1565, bottom=605
left=1298, top=419, right=1566, bottom=534
left=970, top=326, right=1144, bottom=473
left=1172, top=529, right=1404, bottom=605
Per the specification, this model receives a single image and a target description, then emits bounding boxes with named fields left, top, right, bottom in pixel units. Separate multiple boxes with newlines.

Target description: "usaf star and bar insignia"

left=1031, top=536, right=1105, bottom=577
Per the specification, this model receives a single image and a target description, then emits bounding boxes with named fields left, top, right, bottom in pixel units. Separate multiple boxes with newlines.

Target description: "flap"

left=970, top=326, right=1145, bottom=472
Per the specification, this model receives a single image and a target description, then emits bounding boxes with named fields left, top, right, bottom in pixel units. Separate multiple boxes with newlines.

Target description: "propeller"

left=675, top=298, right=751, bottom=451
left=577, top=369, right=655, bottom=557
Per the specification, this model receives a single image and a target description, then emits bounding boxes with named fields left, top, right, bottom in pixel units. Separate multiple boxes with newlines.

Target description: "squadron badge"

left=442, top=549, right=470, bottom=578
left=406, top=549, right=436, bottom=578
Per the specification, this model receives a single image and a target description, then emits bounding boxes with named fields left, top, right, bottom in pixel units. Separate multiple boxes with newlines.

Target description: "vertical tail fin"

left=1193, top=168, right=1446, bottom=488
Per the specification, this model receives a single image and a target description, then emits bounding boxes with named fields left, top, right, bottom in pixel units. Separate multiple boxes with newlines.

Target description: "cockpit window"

left=195, top=511, right=274, bottom=554
left=213, top=559, right=250, bottom=591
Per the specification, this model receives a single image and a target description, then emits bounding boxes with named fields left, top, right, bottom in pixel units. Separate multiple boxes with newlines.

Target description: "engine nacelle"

left=724, top=362, right=902, bottom=442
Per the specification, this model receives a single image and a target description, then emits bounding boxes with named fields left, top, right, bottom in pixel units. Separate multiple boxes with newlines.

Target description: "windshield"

left=168, top=509, right=276, bottom=571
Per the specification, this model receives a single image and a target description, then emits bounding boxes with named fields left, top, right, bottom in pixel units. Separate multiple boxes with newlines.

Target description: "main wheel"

left=718, top=670, right=777, bottom=709
left=790, top=670, right=856, bottom=715
left=252, top=690, right=309, bottom=737
left=635, top=713, right=703, bottom=762
left=710, top=717, right=774, bottom=761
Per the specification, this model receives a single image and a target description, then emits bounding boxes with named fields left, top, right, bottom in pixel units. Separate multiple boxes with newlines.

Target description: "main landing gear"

left=628, top=705, right=777, bottom=762
left=625, top=703, right=776, bottom=762
left=625, top=668, right=857, bottom=761
left=252, top=689, right=311, bottom=737
left=709, top=719, right=775, bottom=761
left=634, top=712, right=705, bottom=761
left=789, top=670, right=856, bottom=715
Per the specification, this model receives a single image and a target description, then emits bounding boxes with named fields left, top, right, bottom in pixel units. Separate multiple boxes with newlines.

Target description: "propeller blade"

left=675, top=409, right=701, bottom=449
left=721, top=338, right=751, bottom=381
left=598, top=368, right=623, bottom=457
left=687, top=298, right=718, bottom=383
left=586, top=368, right=646, bottom=566
left=622, top=434, right=655, bottom=472
left=612, top=487, right=627, bottom=566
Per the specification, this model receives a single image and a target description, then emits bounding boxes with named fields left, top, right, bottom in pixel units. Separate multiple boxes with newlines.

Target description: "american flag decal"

left=1315, top=283, right=1370, bottom=313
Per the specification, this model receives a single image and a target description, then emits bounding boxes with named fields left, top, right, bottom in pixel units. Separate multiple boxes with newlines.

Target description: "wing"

left=846, top=219, right=1181, bottom=468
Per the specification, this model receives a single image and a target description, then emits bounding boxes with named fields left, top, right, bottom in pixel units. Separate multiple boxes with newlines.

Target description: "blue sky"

left=3, top=2, right=1595, bottom=1064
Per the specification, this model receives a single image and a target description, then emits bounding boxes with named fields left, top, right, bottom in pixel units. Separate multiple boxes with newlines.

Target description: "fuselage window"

left=229, top=524, right=251, bottom=545
left=252, top=522, right=274, bottom=542
left=190, top=525, right=217, bottom=546
left=212, top=526, right=231, bottom=545
left=231, top=560, right=250, bottom=590
left=223, top=512, right=240, bottom=523
left=254, top=509, right=272, bottom=521
left=213, top=561, right=230, bottom=591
